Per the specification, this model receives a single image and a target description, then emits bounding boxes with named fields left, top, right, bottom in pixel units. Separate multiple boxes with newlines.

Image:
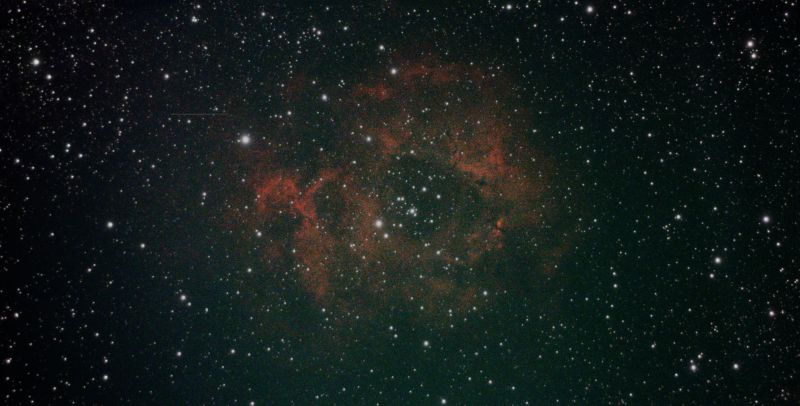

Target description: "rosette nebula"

left=241, top=57, right=571, bottom=319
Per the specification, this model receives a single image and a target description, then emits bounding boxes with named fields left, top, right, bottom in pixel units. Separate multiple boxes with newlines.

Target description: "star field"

left=2, top=1, right=799, bottom=404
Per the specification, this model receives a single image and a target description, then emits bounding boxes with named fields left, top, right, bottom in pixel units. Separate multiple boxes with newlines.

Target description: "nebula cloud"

left=235, top=55, right=572, bottom=323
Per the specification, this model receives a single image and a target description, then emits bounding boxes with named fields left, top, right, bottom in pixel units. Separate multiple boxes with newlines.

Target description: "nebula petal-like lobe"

left=242, top=56, right=568, bottom=323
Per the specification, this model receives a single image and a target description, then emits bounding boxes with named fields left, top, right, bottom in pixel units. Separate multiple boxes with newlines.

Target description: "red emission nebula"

left=237, top=56, right=571, bottom=320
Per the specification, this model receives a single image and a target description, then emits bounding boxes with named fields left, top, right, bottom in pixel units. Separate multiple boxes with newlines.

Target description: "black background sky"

left=2, top=1, right=799, bottom=404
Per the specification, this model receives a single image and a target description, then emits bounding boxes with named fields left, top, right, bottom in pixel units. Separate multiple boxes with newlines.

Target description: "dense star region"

left=2, top=1, right=800, bottom=405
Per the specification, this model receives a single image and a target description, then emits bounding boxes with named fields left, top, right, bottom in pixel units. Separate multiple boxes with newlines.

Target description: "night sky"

left=2, top=1, right=799, bottom=404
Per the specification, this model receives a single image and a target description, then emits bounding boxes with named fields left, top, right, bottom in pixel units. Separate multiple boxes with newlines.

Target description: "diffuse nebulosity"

left=229, top=56, right=575, bottom=323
